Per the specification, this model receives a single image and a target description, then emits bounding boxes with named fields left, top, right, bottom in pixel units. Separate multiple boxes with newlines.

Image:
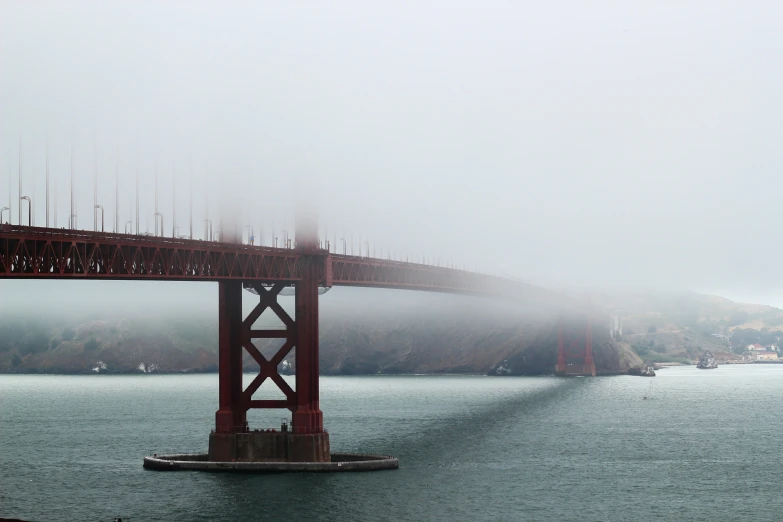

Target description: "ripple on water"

left=1, top=368, right=782, bottom=521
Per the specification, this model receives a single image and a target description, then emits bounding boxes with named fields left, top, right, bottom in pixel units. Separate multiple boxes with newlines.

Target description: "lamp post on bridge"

left=94, top=205, right=105, bottom=232
left=19, top=196, right=31, bottom=226
left=204, top=219, right=213, bottom=241
left=154, top=212, right=163, bottom=237
left=46, top=141, right=50, bottom=228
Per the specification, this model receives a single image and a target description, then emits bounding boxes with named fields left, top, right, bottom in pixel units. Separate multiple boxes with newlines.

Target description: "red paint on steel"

left=291, top=215, right=324, bottom=434
left=215, top=281, right=247, bottom=433
left=213, top=271, right=325, bottom=434
left=0, top=226, right=561, bottom=302
left=584, top=321, right=594, bottom=372
left=555, top=318, right=596, bottom=376
left=556, top=318, right=566, bottom=373
left=291, top=252, right=324, bottom=434
left=0, top=225, right=308, bottom=282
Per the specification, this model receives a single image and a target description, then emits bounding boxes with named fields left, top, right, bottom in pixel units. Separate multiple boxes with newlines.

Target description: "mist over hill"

left=3, top=282, right=775, bottom=376
left=0, top=283, right=621, bottom=375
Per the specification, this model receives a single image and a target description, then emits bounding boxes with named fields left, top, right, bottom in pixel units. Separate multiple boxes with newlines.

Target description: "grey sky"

left=1, top=1, right=782, bottom=307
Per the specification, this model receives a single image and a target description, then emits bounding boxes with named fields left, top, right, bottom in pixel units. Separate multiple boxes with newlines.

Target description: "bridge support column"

left=215, top=281, right=247, bottom=434
left=292, top=255, right=324, bottom=435
left=583, top=321, right=596, bottom=376
left=555, top=318, right=596, bottom=376
left=556, top=318, right=567, bottom=375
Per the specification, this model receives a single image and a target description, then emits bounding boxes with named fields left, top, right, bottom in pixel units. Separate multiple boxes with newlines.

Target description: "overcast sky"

left=1, top=1, right=782, bottom=308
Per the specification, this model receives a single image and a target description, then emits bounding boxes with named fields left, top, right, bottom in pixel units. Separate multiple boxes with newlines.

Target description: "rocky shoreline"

left=697, top=351, right=719, bottom=369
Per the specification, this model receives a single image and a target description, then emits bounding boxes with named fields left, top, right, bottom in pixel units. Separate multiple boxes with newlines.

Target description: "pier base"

left=555, top=363, right=597, bottom=376
left=208, top=430, right=330, bottom=463
left=144, top=452, right=398, bottom=473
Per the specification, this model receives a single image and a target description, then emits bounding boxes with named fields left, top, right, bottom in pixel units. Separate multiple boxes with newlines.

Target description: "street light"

left=20, top=196, right=31, bottom=226
left=154, top=212, right=163, bottom=237
left=95, top=205, right=105, bottom=232
left=204, top=219, right=213, bottom=241
left=340, top=237, right=346, bottom=255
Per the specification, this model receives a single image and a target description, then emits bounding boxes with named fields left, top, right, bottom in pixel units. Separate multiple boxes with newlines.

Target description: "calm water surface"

left=1, top=366, right=782, bottom=521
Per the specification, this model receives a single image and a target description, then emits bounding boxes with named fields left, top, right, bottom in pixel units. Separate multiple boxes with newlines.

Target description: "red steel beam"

left=0, top=225, right=564, bottom=301
left=0, top=225, right=310, bottom=283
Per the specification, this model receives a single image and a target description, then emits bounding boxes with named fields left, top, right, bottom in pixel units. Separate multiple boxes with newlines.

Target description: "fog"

left=2, top=1, right=782, bottom=310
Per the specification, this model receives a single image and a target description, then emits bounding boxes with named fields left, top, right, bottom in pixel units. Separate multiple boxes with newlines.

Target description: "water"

left=1, top=366, right=782, bottom=521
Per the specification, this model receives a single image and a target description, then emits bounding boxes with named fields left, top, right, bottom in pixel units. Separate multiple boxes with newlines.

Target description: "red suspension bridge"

left=0, top=216, right=595, bottom=463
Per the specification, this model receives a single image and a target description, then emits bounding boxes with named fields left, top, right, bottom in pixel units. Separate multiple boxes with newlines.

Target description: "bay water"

left=1, top=366, right=782, bottom=521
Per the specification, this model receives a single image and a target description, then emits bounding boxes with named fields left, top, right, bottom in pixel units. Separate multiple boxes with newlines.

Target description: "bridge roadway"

left=0, top=224, right=559, bottom=301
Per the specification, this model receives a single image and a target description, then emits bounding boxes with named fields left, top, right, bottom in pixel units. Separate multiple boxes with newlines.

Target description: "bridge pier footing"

left=209, top=430, right=330, bottom=463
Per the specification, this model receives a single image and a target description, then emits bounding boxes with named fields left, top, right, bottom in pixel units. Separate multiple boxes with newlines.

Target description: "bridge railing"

left=0, top=224, right=317, bottom=253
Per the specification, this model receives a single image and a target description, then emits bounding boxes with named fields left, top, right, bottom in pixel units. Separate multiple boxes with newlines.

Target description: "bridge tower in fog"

left=555, top=317, right=596, bottom=377
left=210, top=209, right=331, bottom=462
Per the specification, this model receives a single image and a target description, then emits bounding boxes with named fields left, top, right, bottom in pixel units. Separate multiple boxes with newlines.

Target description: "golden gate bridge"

left=0, top=143, right=595, bottom=467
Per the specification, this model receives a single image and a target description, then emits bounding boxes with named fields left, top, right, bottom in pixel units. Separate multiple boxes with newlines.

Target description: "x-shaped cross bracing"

left=240, top=283, right=297, bottom=410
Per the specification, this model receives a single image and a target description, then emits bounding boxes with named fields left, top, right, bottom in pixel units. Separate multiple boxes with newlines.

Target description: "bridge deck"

left=0, top=225, right=549, bottom=300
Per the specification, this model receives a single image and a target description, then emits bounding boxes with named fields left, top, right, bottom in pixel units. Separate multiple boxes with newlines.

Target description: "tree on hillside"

left=84, top=339, right=100, bottom=352
left=648, top=325, right=657, bottom=333
left=19, top=332, right=51, bottom=356
left=633, top=343, right=650, bottom=356
left=730, top=328, right=783, bottom=349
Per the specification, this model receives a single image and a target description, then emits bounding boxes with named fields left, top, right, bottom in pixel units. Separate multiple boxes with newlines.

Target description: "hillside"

left=587, top=290, right=783, bottom=362
left=1, top=288, right=775, bottom=375
left=0, top=286, right=641, bottom=375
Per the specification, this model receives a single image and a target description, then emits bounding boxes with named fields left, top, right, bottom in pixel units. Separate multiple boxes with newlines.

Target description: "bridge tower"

left=209, top=210, right=331, bottom=462
left=555, top=317, right=596, bottom=376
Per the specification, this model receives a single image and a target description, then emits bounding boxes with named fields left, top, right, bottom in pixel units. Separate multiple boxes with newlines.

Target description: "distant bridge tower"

left=555, top=316, right=596, bottom=376
left=610, top=314, right=623, bottom=339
